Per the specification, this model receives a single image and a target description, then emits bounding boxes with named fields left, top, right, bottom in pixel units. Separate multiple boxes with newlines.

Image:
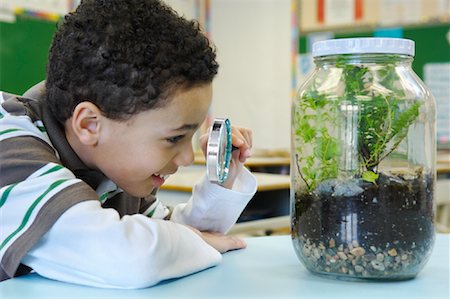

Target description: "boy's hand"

left=200, top=125, right=253, bottom=189
left=187, top=226, right=247, bottom=253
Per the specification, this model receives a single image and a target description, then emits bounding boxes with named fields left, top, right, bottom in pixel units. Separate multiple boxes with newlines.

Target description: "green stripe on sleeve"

left=40, top=165, right=63, bottom=176
left=0, top=184, right=17, bottom=208
left=0, top=179, right=68, bottom=251
left=0, top=128, right=22, bottom=135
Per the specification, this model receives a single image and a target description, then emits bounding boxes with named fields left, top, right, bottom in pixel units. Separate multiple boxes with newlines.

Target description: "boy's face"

left=69, top=83, right=212, bottom=197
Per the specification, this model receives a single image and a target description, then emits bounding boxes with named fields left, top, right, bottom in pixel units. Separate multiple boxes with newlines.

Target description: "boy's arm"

left=21, top=200, right=222, bottom=289
left=170, top=167, right=257, bottom=233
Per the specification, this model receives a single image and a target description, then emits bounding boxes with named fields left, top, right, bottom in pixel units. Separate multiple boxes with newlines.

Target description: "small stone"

left=313, top=248, right=321, bottom=259
left=329, top=238, right=336, bottom=248
left=388, top=248, right=398, bottom=257
left=325, top=267, right=331, bottom=272
left=371, top=260, right=386, bottom=271
left=401, top=254, right=408, bottom=261
left=376, top=253, right=384, bottom=262
left=354, top=265, right=364, bottom=273
left=341, top=267, right=348, bottom=274
left=384, top=259, right=392, bottom=268
left=352, top=240, right=359, bottom=248
left=338, top=244, right=344, bottom=252
left=350, top=247, right=366, bottom=257
left=337, top=252, right=348, bottom=260
left=303, top=244, right=311, bottom=257
left=363, top=253, right=375, bottom=262
left=370, top=246, right=377, bottom=252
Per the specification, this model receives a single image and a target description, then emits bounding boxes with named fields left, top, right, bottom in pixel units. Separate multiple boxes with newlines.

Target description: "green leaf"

left=362, top=171, right=379, bottom=183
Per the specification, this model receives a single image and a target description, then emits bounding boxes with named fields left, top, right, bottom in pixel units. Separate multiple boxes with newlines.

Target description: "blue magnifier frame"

left=206, top=118, right=233, bottom=184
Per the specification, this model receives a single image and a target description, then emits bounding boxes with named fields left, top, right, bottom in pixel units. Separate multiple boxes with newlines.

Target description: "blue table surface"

left=1, top=234, right=449, bottom=299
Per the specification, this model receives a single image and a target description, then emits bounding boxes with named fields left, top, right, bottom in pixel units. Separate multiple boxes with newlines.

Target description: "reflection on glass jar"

left=291, top=38, right=436, bottom=281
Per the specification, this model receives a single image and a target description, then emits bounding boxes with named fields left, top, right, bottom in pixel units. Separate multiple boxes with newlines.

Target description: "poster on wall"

left=0, top=1, right=15, bottom=23
left=424, top=63, right=450, bottom=149
left=2, top=0, right=71, bottom=21
left=322, top=0, right=355, bottom=26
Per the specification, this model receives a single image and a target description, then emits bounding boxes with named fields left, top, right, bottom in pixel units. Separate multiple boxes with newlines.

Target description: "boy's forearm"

left=21, top=200, right=222, bottom=289
left=170, top=168, right=257, bottom=233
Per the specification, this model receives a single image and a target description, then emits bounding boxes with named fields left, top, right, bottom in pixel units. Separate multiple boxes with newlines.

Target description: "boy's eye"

left=166, top=135, right=185, bottom=144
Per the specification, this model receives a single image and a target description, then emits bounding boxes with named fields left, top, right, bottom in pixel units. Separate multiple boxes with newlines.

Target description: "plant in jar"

left=291, top=54, right=435, bottom=280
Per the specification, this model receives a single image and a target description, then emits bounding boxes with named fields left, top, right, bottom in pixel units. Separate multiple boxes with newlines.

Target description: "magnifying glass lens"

left=206, top=118, right=232, bottom=184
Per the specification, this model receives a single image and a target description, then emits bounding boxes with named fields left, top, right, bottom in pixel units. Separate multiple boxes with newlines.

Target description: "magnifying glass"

left=206, top=118, right=234, bottom=184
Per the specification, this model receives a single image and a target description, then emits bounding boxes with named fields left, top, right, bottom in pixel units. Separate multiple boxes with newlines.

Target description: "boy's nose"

left=174, top=144, right=195, bottom=167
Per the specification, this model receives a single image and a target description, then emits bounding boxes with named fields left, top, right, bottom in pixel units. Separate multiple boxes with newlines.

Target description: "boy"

left=0, top=0, right=256, bottom=288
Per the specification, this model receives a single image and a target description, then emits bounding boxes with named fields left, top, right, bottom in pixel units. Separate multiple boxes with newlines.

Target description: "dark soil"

left=291, top=172, right=435, bottom=280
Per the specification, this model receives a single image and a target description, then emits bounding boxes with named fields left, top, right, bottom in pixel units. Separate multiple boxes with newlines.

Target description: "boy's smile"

left=65, top=83, right=213, bottom=197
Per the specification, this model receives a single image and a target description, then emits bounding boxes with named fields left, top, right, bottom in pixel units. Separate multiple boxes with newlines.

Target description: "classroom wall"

left=208, top=0, right=293, bottom=151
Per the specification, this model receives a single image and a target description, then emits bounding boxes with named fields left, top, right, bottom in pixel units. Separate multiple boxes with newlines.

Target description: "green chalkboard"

left=0, top=16, right=57, bottom=95
left=299, top=23, right=450, bottom=79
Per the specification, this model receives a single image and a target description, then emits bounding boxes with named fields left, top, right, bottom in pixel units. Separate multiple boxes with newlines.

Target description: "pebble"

left=371, top=260, right=386, bottom=271
left=313, top=248, right=321, bottom=259
left=329, top=238, right=335, bottom=248
left=337, top=252, right=348, bottom=260
left=350, top=247, right=366, bottom=257
left=376, top=253, right=384, bottom=262
left=388, top=248, right=398, bottom=257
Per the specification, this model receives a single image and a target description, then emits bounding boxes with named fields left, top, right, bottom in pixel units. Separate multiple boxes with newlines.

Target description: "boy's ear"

left=71, top=102, right=102, bottom=146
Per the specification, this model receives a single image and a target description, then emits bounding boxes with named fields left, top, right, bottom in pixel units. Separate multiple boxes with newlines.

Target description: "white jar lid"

left=312, top=38, right=415, bottom=57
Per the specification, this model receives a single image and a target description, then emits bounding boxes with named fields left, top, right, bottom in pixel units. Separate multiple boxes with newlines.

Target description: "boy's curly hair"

left=46, top=0, right=218, bottom=123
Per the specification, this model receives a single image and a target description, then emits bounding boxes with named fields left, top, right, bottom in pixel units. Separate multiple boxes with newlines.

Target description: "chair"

left=436, top=179, right=450, bottom=233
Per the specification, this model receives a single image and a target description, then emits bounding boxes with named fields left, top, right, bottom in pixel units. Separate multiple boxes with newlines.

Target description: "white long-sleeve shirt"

left=22, top=170, right=256, bottom=289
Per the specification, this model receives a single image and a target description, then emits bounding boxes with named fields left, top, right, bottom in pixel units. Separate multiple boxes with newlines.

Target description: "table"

left=1, top=234, right=448, bottom=299
left=161, top=167, right=290, bottom=192
left=159, top=167, right=291, bottom=222
left=437, top=150, right=450, bottom=176
left=194, top=154, right=291, bottom=174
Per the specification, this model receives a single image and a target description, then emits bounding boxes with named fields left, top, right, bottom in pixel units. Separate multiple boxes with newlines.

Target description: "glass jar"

left=291, top=38, right=436, bottom=281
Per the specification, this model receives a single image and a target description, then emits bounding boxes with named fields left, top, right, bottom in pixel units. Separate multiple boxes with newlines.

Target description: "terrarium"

left=291, top=38, right=436, bottom=280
